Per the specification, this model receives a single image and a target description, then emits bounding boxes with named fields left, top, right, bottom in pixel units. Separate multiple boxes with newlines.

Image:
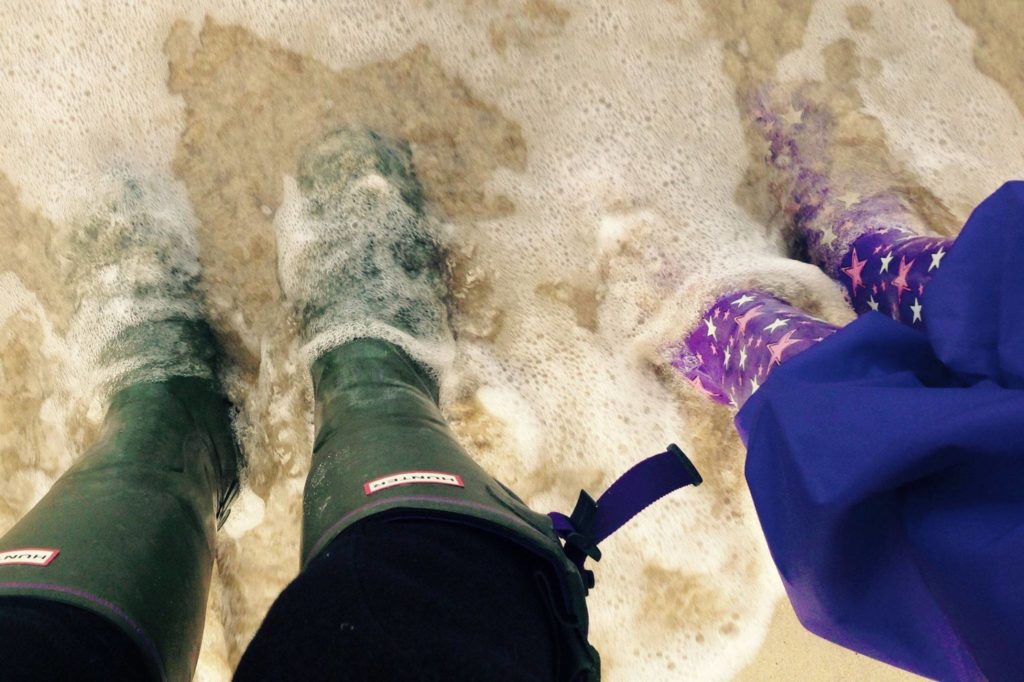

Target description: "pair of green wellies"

left=0, top=130, right=600, bottom=681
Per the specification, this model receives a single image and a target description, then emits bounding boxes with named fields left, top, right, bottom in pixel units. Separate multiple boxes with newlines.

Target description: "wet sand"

left=739, top=602, right=923, bottom=681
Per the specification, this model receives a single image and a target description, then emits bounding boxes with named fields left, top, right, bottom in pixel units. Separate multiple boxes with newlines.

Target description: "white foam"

left=776, top=0, right=1024, bottom=217
left=274, top=138, right=456, bottom=378
left=221, top=488, right=267, bottom=539
left=60, top=169, right=213, bottom=399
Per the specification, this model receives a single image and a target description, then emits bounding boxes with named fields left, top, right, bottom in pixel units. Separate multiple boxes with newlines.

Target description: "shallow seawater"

left=0, top=1, right=1022, bottom=679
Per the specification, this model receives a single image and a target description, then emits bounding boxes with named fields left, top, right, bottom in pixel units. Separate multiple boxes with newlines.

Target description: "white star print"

left=929, top=247, right=946, bottom=272
left=911, top=298, right=923, bottom=324
left=781, top=107, right=803, bottom=126
left=879, top=251, right=894, bottom=273
left=750, top=377, right=760, bottom=393
left=704, top=316, right=718, bottom=339
left=723, top=346, right=732, bottom=369
left=837, top=191, right=861, bottom=205
left=867, top=296, right=880, bottom=311
left=818, top=229, right=838, bottom=251
left=732, top=294, right=755, bottom=308
left=764, top=318, right=788, bottom=333
left=739, top=346, right=748, bottom=370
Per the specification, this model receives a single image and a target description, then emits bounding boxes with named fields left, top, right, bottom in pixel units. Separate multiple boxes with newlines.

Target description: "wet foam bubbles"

left=274, top=129, right=455, bottom=378
left=60, top=168, right=215, bottom=400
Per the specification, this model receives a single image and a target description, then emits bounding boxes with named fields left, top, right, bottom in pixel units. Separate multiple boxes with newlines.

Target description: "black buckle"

left=563, top=490, right=602, bottom=592
left=667, top=443, right=703, bottom=486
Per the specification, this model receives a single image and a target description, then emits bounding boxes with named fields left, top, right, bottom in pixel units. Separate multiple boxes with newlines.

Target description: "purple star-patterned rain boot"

left=751, top=83, right=954, bottom=330
left=668, top=290, right=839, bottom=408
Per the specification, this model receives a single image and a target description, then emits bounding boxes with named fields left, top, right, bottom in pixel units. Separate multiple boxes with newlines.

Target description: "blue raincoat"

left=737, top=182, right=1024, bottom=681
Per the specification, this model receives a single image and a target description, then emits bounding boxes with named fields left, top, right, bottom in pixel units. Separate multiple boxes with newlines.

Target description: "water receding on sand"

left=0, top=2, right=1022, bottom=679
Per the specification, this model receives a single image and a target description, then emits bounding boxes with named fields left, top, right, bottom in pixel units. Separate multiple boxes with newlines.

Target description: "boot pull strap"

left=548, top=444, right=702, bottom=593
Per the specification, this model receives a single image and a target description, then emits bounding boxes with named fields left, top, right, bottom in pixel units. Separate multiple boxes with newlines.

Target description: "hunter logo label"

left=364, top=471, right=465, bottom=495
left=0, top=548, right=60, bottom=567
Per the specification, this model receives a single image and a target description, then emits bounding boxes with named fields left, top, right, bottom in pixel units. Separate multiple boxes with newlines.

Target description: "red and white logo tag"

left=364, top=471, right=465, bottom=496
left=0, top=548, right=59, bottom=567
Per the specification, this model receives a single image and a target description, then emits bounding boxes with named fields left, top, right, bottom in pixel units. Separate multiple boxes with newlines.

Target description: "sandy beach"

left=0, top=1, right=1021, bottom=678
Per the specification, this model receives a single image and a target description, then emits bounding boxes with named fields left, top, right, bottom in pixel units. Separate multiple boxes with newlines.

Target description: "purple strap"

left=548, top=444, right=701, bottom=590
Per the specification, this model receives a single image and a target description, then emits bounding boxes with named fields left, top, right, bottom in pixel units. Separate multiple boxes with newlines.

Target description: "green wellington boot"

left=277, top=129, right=600, bottom=679
left=0, top=370, right=239, bottom=681
left=302, top=337, right=601, bottom=679
left=0, top=364, right=239, bottom=675
left=0, top=177, right=241, bottom=682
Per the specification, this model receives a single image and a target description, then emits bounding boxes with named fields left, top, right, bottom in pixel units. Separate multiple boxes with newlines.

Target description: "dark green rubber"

left=303, top=338, right=601, bottom=680
left=0, top=376, right=239, bottom=682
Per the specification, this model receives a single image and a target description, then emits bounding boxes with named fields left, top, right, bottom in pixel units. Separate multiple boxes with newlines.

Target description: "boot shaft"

left=0, top=376, right=241, bottom=681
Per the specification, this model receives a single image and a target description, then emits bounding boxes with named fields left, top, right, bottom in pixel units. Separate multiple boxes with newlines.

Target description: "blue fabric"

left=736, top=182, right=1024, bottom=682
